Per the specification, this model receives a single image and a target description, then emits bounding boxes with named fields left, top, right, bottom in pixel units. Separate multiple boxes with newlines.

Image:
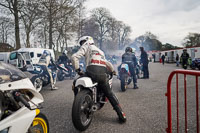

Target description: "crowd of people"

left=159, top=49, right=191, bottom=69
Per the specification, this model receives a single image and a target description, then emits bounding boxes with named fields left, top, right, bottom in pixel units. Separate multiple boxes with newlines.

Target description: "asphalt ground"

left=40, top=62, right=200, bottom=133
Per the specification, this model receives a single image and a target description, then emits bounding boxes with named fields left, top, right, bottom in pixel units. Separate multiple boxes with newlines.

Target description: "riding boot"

left=114, top=104, right=127, bottom=123
left=133, top=83, right=138, bottom=89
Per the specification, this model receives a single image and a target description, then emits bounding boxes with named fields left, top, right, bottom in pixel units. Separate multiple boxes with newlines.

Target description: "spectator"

left=140, top=47, right=149, bottom=79
left=161, top=55, right=165, bottom=65
left=176, top=54, right=179, bottom=67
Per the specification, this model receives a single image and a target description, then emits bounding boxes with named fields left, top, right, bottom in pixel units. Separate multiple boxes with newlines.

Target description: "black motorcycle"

left=57, top=63, right=76, bottom=81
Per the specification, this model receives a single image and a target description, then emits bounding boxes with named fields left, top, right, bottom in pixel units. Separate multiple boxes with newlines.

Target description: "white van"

left=9, top=48, right=55, bottom=70
left=0, top=52, right=10, bottom=63
left=17, top=48, right=55, bottom=64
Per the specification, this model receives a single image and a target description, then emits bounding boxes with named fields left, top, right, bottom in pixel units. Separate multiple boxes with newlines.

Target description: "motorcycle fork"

left=91, top=86, right=97, bottom=103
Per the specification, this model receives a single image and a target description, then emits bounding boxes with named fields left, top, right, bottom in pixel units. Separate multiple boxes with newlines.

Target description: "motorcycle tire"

left=31, top=76, right=43, bottom=92
left=57, top=70, right=64, bottom=81
left=120, top=74, right=126, bottom=92
left=29, top=113, right=49, bottom=133
left=183, top=65, right=187, bottom=69
left=72, top=89, right=93, bottom=131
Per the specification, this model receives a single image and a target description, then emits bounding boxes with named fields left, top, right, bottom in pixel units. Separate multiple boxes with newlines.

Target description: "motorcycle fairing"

left=0, top=107, right=36, bottom=133
left=0, top=78, right=44, bottom=108
left=121, top=63, right=129, bottom=73
left=75, top=77, right=97, bottom=88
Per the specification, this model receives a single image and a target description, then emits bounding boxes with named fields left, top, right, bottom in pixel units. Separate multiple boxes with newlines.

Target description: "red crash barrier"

left=166, top=69, right=200, bottom=133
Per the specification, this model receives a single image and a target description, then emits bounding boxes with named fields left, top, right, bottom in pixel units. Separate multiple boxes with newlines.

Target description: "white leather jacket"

left=71, top=43, right=114, bottom=72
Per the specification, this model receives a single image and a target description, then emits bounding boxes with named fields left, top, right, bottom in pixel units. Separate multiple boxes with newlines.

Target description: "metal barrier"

left=166, top=69, right=200, bottom=133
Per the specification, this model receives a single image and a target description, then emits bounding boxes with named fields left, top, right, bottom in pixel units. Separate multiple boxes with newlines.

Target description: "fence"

left=166, top=69, right=200, bottom=133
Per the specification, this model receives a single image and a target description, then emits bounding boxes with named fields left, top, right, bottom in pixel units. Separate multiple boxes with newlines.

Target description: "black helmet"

left=125, top=47, right=132, bottom=53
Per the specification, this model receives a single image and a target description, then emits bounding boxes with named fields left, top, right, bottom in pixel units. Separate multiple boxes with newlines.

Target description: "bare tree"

left=115, top=21, right=131, bottom=49
left=0, top=17, right=14, bottom=43
left=40, top=0, right=85, bottom=50
left=20, top=0, right=42, bottom=48
left=0, top=0, right=23, bottom=49
left=91, top=7, right=111, bottom=49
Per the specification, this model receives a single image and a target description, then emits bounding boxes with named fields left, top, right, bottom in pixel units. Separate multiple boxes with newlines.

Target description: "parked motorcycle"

left=57, top=63, right=76, bottom=81
left=0, top=62, right=49, bottom=133
left=119, top=63, right=132, bottom=92
left=28, top=64, right=57, bottom=92
left=190, top=58, right=200, bottom=70
left=71, top=73, right=113, bottom=131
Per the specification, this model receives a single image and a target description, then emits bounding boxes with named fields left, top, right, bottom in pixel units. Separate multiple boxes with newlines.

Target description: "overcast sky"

left=85, top=0, right=200, bottom=46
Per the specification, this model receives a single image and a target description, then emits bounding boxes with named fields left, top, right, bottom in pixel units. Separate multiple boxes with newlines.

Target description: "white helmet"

left=78, top=36, right=94, bottom=46
left=132, top=48, right=136, bottom=53
left=63, top=49, right=68, bottom=55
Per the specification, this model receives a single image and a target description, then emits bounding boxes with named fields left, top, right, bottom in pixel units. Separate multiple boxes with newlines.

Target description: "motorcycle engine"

left=0, top=91, right=5, bottom=120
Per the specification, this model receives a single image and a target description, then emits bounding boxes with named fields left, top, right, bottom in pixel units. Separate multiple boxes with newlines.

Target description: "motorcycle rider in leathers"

left=121, top=47, right=138, bottom=89
left=71, top=36, right=126, bottom=123
left=38, top=50, right=58, bottom=90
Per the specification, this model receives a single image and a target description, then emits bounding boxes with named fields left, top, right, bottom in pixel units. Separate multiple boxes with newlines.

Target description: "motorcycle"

left=57, top=63, right=76, bottom=81
left=0, top=62, right=49, bottom=133
left=28, top=64, right=57, bottom=92
left=190, top=58, right=200, bottom=70
left=71, top=73, right=113, bottom=131
left=119, top=63, right=132, bottom=92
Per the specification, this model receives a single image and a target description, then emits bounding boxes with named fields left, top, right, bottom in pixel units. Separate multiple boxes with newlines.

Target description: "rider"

left=38, top=50, right=58, bottom=90
left=180, top=48, right=190, bottom=67
left=71, top=36, right=126, bottom=123
left=121, top=47, right=138, bottom=89
left=58, top=49, right=73, bottom=77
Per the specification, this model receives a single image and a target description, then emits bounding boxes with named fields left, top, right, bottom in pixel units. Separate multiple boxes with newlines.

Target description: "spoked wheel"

left=72, top=90, right=93, bottom=131
left=28, top=113, right=49, bottom=133
left=31, top=76, right=43, bottom=92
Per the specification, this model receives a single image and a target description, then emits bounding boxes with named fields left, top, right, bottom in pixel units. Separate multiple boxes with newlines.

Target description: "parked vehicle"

left=0, top=52, right=10, bottom=63
left=28, top=64, right=57, bottom=92
left=9, top=51, right=32, bottom=71
left=8, top=48, right=55, bottom=71
left=0, top=62, right=49, bottom=133
left=119, top=63, right=132, bottom=92
left=190, top=58, right=200, bottom=70
left=17, top=48, right=55, bottom=64
left=72, top=73, right=113, bottom=131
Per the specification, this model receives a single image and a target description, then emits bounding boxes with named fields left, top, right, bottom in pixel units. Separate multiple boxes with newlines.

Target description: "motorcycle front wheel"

left=72, top=89, right=93, bottom=131
left=31, top=76, right=43, bottom=92
left=28, top=113, right=49, bottom=133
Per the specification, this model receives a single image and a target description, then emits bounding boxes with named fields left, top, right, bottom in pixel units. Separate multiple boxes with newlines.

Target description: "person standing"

left=181, top=49, right=190, bottom=69
left=176, top=54, right=179, bottom=66
left=140, top=47, right=149, bottom=79
left=161, top=54, right=165, bottom=65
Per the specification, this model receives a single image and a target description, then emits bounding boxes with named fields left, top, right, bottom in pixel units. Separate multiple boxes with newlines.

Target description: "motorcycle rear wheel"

left=72, top=89, right=93, bottom=131
left=120, top=74, right=127, bottom=92
left=57, top=70, right=64, bottom=81
left=28, top=113, right=49, bottom=133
